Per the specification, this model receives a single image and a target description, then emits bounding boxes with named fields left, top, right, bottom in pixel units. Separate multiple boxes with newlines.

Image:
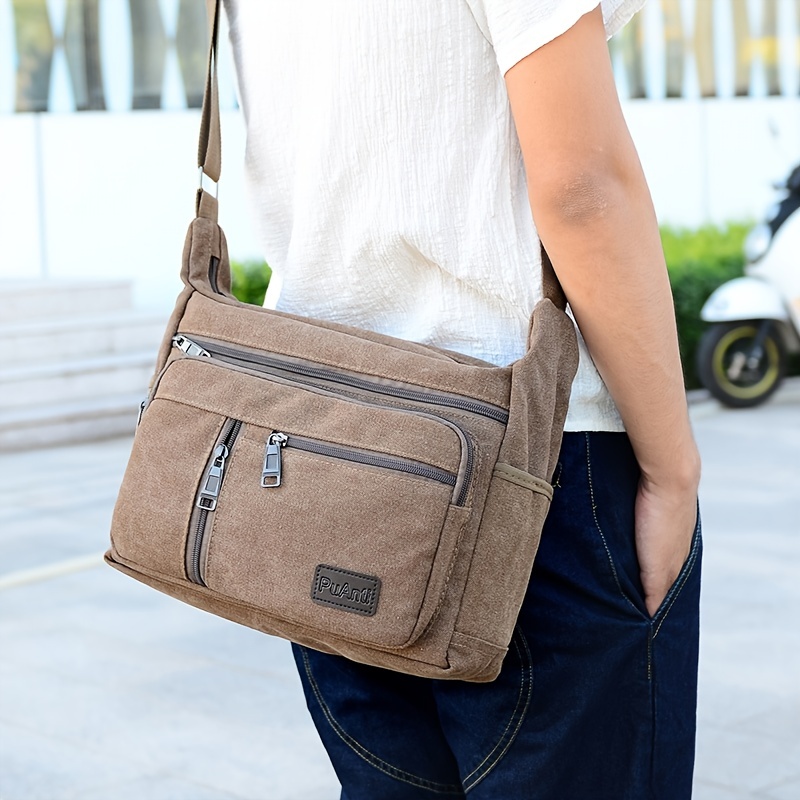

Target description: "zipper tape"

left=174, top=335, right=509, bottom=424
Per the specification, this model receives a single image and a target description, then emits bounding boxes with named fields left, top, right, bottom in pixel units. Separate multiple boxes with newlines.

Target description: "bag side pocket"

left=455, top=465, right=552, bottom=649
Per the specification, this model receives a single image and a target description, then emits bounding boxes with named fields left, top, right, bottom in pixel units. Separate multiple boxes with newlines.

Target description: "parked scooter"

left=697, top=164, right=800, bottom=407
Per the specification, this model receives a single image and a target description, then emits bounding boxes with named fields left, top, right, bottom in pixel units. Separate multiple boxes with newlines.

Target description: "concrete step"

left=1, top=352, right=155, bottom=411
left=0, top=280, right=133, bottom=323
left=0, top=394, right=142, bottom=451
left=0, top=311, right=167, bottom=364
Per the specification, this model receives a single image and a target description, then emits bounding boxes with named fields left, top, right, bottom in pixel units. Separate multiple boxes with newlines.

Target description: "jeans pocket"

left=294, top=644, right=466, bottom=796
left=650, top=509, right=702, bottom=631
left=583, top=434, right=702, bottom=624
left=583, top=433, right=650, bottom=620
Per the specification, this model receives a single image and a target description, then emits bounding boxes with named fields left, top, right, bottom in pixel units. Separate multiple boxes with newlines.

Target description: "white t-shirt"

left=224, top=0, right=645, bottom=431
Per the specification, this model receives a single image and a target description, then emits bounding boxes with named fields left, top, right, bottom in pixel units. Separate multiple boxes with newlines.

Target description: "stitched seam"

left=463, top=629, right=534, bottom=792
left=235, top=381, right=479, bottom=503
left=652, top=524, right=702, bottom=638
left=300, top=649, right=463, bottom=795
left=426, top=508, right=469, bottom=632
left=460, top=429, right=479, bottom=508
left=203, top=421, right=247, bottom=587
left=236, top=428, right=458, bottom=476
left=310, top=596, right=375, bottom=613
left=492, top=466, right=553, bottom=500
left=461, top=636, right=525, bottom=782
left=274, top=446, right=457, bottom=495
left=158, top=376, right=461, bottom=474
left=108, top=551, right=436, bottom=654
left=170, top=315, right=507, bottom=408
left=584, top=433, right=643, bottom=617
left=184, top=414, right=227, bottom=580
left=552, top=461, right=563, bottom=489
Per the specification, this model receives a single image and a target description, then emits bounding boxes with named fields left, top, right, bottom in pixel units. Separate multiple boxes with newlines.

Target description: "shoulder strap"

left=540, top=244, right=567, bottom=311
left=196, top=0, right=566, bottom=312
left=196, top=0, right=222, bottom=220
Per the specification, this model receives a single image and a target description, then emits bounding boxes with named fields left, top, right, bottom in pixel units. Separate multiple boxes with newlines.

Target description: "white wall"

left=623, top=97, right=800, bottom=226
left=1, top=115, right=44, bottom=282
left=0, top=109, right=257, bottom=309
left=2, top=98, right=800, bottom=310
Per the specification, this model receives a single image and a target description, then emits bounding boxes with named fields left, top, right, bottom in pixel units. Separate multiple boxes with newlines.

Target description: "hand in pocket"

left=634, top=476, right=699, bottom=617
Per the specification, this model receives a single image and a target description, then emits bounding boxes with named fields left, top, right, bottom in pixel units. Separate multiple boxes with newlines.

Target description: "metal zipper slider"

left=196, top=444, right=230, bottom=510
left=261, top=432, right=288, bottom=488
left=172, top=335, right=211, bottom=358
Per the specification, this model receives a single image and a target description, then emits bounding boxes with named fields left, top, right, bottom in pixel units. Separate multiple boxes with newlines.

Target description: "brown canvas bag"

left=105, top=0, right=579, bottom=682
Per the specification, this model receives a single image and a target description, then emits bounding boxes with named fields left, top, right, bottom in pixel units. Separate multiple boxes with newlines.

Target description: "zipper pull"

left=136, top=398, right=148, bottom=426
left=196, top=444, right=230, bottom=510
left=172, top=335, right=211, bottom=358
left=261, top=432, right=288, bottom=488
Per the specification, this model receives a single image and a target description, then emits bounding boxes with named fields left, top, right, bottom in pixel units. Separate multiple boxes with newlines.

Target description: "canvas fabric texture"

left=105, top=0, right=579, bottom=682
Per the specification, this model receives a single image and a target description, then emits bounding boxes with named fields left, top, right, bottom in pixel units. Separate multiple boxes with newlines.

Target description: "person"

left=223, top=1, right=702, bottom=797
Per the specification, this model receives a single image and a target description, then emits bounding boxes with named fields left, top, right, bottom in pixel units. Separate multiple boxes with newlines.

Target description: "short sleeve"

left=466, top=0, right=647, bottom=75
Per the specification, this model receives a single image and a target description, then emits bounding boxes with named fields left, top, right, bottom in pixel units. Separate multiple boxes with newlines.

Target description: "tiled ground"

left=690, top=395, right=800, bottom=800
left=1, top=386, right=798, bottom=799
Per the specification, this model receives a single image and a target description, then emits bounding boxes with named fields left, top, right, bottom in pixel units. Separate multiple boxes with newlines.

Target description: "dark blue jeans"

left=292, top=432, right=702, bottom=799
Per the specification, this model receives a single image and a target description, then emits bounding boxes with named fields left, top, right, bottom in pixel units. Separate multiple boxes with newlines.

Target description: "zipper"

left=136, top=398, right=147, bottom=426
left=172, top=334, right=479, bottom=505
left=261, top=432, right=288, bottom=487
left=172, top=335, right=509, bottom=424
left=187, top=418, right=243, bottom=585
left=261, top=432, right=459, bottom=498
left=208, top=256, right=221, bottom=294
left=173, top=335, right=212, bottom=359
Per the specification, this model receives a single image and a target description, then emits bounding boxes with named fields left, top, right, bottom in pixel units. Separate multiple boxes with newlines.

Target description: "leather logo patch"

left=312, top=565, right=380, bottom=617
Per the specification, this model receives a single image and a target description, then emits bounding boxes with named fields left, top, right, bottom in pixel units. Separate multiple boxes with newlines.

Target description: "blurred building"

left=0, top=0, right=799, bottom=303
left=0, top=0, right=798, bottom=450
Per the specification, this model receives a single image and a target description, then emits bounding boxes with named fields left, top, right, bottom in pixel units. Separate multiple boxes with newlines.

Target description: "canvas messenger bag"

left=105, top=0, right=579, bottom=682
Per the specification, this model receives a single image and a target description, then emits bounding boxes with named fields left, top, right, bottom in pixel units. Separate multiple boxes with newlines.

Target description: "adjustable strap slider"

left=198, top=167, right=219, bottom=199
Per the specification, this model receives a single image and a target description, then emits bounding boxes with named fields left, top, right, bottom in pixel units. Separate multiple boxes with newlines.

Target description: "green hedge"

left=661, top=223, right=749, bottom=388
left=231, top=224, right=753, bottom=389
left=230, top=260, right=272, bottom=307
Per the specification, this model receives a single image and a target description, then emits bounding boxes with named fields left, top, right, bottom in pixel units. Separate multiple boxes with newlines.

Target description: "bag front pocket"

left=135, top=355, right=471, bottom=652
left=203, top=425, right=464, bottom=650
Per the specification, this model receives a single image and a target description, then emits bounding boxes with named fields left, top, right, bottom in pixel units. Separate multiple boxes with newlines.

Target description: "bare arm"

left=505, top=6, right=700, bottom=615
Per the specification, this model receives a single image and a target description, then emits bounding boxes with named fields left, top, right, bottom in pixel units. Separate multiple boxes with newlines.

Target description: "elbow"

left=530, top=163, right=631, bottom=228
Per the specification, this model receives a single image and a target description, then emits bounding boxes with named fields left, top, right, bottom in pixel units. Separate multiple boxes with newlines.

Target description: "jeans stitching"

left=584, top=433, right=644, bottom=618
left=552, top=461, right=564, bottom=489
left=462, top=629, right=534, bottom=792
left=300, top=648, right=464, bottom=795
left=652, top=520, right=702, bottom=638
left=461, top=633, right=524, bottom=783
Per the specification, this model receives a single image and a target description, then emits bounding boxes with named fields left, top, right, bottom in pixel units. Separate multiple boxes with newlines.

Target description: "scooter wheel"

left=696, top=321, right=786, bottom=408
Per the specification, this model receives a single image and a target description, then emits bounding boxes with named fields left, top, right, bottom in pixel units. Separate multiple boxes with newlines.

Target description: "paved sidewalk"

left=1, top=384, right=798, bottom=799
